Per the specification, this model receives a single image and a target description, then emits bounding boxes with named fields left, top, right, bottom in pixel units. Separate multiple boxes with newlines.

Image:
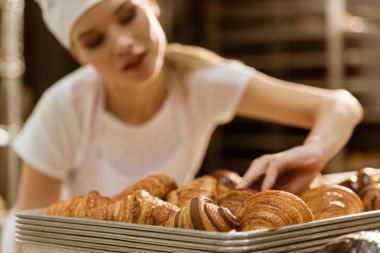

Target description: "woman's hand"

left=237, top=141, right=328, bottom=194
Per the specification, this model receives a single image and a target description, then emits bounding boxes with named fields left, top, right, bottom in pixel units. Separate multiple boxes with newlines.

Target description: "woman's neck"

left=105, top=70, right=168, bottom=125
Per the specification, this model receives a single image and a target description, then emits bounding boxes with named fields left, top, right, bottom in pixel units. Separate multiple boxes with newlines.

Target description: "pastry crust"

left=166, top=176, right=218, bottom=208
left=165, top=195, right=239, bottom=232
left=106, top=190, right=180, bottom=226
left=112, top=174, right=178, bottom=201
left=209, top=169, right=242, bottom=189
left=44, top=191, right=111, bottom=220
left=236, top=190, right=314, bottom=231
left=360, top=183, right=380, bottom=212
left=300, top=185, right=364, bottom=220
left=217, top=188, right=257, bottom=215
left=340, top=168, right=380, bottom=194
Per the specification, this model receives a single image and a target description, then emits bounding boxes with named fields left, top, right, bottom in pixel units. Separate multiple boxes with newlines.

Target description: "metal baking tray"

left=15, top=217, right=380, bottom=249
left=16, top=171, right=380, bottom=252
left=15, top=210, right=380, bottom=253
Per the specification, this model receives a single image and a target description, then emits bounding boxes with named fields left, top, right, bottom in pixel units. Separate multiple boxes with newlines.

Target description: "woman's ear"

left=148, top=0, right=160, bottom=17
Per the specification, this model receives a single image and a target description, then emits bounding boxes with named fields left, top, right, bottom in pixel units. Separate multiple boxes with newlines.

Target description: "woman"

left=2, top=0, right=363, bottom=252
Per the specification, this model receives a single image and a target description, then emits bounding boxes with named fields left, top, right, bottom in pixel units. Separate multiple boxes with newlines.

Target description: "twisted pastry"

left=112, top=174, right=178, bottom=201
left=44, top=191, right=111, bottom=220
left=339, top=167, right=380, bottom=194
left=209, top=169, right=242, bottom=189
left=217, top=188, right=257, bottom=215
left=165, top=195, right=239, bottom=232
left=359, top=183, right=380, bottom=211
left=166, top=176, right=218, bottom=208
left=236, top=190, right=314, bottom=231
left=300, top=185, right=364, bottom=221
left=106, top=190, right=180, bottom=226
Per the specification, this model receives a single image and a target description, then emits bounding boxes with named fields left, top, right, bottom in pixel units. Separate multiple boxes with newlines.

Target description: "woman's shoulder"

left=43, top=65, right=100, bottom=104
left=184, top=62, right=254, bottom=90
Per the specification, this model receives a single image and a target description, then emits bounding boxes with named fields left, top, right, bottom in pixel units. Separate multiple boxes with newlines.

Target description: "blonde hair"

left=164, top=43, right=227, bottom=75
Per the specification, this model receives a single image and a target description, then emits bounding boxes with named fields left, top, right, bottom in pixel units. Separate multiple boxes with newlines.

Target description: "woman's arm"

left=236, top=71, right=363, bottom=193
left=16, top=162, right=62, bottom=210
left=6, top=162, right=62, bottom=253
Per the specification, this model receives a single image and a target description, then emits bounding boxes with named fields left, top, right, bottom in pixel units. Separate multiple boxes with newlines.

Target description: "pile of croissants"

left=44, top=168, right=380, bottom=232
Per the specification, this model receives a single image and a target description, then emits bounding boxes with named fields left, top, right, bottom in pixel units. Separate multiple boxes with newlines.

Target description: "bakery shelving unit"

left=197, top=0, right=380, bottom=175
left=0, top=0, right=24, bottom=208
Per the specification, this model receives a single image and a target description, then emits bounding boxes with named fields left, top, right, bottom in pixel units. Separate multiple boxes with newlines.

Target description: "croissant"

left=217, top=188, right=257, bottom=215
left=166, top=176, right=218, bottom=208
left=165, top=195, right=239, bottom=232
left=359, top=183, right=380, bottom=212
left=209, top=169, right=241, bottom=189
left=44, top=191, right=111, bottom=220
left=112, top=174, right=178, bottom=201
left=300, top=185, right=364, bottom=221
left=339, top=167, right=380, bottom=194
left=106, top=190, right=180, bottom=226
left=236, top=190, right=314, bottom=231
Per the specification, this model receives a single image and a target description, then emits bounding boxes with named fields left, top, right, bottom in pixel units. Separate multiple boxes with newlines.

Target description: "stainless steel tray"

left=16, top=209, right=380, bottom=253
left=15, top=223, right=380, bottom=253
left=16, top=172, right=380, bottom=252
left=15, top=218, right=380, bottom=249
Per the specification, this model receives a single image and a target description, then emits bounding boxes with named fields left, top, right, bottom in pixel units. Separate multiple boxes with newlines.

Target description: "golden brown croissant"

left=209, top=169, right=242, bottom=189
left=166, top=176, right=218, bottom=208
left=300, top=185, right=364, bottom=221
left=165, top=195, right=239, bottom=232
left=359, top=183, right=380, bottom=211
left=339, top=167, right=380, bottom=194
left=44, top=191, right=111, bottom=220
left=236, top=190, right=314, bottom=231
left=217, top=188, right=257, bottom=215
left=106, top=190, right=180, bottom=226
left=112, top=174, right=178, bottom=201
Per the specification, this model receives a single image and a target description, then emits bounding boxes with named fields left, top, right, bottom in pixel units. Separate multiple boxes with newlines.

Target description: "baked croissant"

left=166, top=176, right=218, bottom=208
left=209, top=169, right=242, bottom=189
left=339, top=167, right=380, bottom=194
left=106, top=190, right=180, bottom=226
left=236, top=190, right=314, bottom=231
left=300, top=185, right=364, bottom=221
left=165, top=195, right=239, bottom=232
left=359, top=183, right=380, bottom=212
left=112, top=174, right=178, bottom=201
left=217, top=188, right=257, bottom=215
left=45, top=191, right=111, bottom=220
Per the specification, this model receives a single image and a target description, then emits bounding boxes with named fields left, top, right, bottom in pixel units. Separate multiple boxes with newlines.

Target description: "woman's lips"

left=122, top=53, right=147, bottom=71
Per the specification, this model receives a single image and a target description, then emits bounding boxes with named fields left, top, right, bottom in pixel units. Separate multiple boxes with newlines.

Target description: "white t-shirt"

left=13, top=63, right=253, bottom=196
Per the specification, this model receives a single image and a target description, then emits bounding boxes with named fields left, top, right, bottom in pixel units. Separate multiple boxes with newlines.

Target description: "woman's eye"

left=119, top=7, right=136, bottom=25
left=85, top=36, right=104, bottom=49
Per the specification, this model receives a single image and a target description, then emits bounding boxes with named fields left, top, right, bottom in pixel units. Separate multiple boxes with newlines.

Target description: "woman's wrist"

left=303, top=136, right=330, bottom=168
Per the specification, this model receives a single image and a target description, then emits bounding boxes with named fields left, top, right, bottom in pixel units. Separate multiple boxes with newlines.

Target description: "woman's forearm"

left=304, top=89, right=364, bottom=165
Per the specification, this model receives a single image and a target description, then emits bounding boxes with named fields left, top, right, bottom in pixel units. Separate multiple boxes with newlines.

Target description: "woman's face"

left=71, top=0, right=166, bottom=87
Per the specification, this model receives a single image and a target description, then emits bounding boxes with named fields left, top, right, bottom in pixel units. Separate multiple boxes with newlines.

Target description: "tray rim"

left=15, top=216, right=380, bottom=246
left=16, top=208, right=380, bottom=240
left=15, top=222, right=380, bottom=252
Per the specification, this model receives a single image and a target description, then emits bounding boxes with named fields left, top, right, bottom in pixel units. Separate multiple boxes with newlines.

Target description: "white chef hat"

left=34, top=0, right=102, bottom=49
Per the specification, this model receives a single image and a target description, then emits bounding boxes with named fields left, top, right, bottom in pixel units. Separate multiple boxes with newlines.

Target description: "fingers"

left=237, top=156, right=270, bottom=188
left=261, top=165, right=279, bottom=191
left=275, top=171, right=318, bottom=194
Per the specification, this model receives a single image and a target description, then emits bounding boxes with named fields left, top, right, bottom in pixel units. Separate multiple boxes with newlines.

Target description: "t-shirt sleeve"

left=12, top=87, right=81, bottom=180
left=187, top=63, right=255, bottom=125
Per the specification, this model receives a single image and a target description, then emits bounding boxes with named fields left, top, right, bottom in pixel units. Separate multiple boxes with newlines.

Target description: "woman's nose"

left=113, top=34, right=134, bottom=58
